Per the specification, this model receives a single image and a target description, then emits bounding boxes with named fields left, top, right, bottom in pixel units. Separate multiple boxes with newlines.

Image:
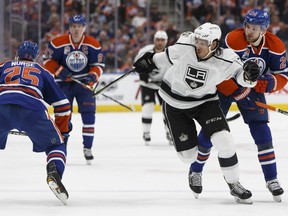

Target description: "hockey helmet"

left=194, top=22, right=221, bottom=46
left=69, top=14, right=86, bottom=26
left=154, top=30, right=168, bottom=40
left=17, top=41, right=39, bottom=61
left=244, top=9, right=270, bottom=29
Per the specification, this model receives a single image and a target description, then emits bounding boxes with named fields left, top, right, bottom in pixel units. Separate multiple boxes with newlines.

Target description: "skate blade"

left=234, top=197, right=253, bottom=204
left=273, top=195, right=281, bottom=202
left=193, top=192, right=199, bottom=199
left=86, top=160, right=92, bottom=165
left=144, top=141, right=150, bottom=146
left=48, top=181, right=68, bottom=205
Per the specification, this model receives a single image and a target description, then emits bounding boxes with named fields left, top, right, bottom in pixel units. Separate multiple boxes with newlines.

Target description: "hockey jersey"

left=225, top=29, right=288, bottom=76
left=43, top=34, right=105, bottom=81
left=0, top=60, right=71, bottom=132
left=154, top=32, right=256, bottom=109
left=224, top=28, right=288, bottom=93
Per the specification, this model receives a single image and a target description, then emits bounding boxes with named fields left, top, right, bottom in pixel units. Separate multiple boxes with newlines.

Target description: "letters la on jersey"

left=185, top=65, right=208, bottom=90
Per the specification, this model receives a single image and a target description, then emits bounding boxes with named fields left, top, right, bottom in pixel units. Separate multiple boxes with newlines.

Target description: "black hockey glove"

left=133, top=52, right=157, bottom=74
left=139, top=73, right=149, bottom=83
left=243, top=60, right=260, bottom=82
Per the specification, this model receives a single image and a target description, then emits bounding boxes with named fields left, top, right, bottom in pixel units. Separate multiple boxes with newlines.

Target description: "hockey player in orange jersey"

left=43, top=15, right=105, bottom=165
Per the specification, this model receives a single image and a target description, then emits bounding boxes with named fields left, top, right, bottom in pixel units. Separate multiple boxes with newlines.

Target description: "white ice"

left=0, top=111, right=288, bottom=216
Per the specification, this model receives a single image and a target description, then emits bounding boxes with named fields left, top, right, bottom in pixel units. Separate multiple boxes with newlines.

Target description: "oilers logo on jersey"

left=66, top=51, right=88, bottom=72
left=185, top=66, right=208, bottom=90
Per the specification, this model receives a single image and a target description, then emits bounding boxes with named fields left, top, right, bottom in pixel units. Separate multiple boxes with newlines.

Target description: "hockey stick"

left=71, top=77, right=135, bottom=111
left=71, top=77, right=98, bottom=94
left=255, top=101, right=288, bottom=116
left=100, top=94, right=135, bottom=111
left=9, top=130, right=27, bottom=136
left=226, top=113, right=241, bottom=122
left=93, top=68, right=136, bottom=97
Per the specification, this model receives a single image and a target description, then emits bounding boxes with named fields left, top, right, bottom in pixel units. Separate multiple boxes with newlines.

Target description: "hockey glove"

left=83, top=73, right=98, bottom=86
left=133, top=52, right=157, bottom=74
left=139, top=72, right=149, bottom=83
left=57, top=68, right=72, bottom=81
left=243, top=60, right=260, bottom=83
left=232, top=87, right=259, bottom=110
left=253, top=74, right=288, bottom=93
left=61, top=121, right=73, bottom=146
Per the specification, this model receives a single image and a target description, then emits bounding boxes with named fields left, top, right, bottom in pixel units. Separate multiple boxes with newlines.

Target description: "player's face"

left=244, top=23, right=263, bottom=43
left=194, top=38, right=209, bottom=59
left=154, top=38, right=167, bottom=52
left=69, top=24, right=85, bottom=39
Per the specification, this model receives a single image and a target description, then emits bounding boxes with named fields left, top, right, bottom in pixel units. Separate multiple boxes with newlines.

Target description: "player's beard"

left=246, top=35, right=256, bottom=43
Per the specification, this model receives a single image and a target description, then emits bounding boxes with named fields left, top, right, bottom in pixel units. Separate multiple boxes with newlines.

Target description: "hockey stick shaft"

left=101, top=94, right=135, bottom=111
left=71, top=77, right=134, bottom=111
left=255, top=101, right=288, bottom=116
left=71, top=77, right=94, bottom=91
left=93, top=68, right=136, bottom=97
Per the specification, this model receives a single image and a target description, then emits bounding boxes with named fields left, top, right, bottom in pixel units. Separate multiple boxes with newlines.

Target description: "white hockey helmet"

left=154, top=30, right=168, bottom=41
left=194, top=22, right=222, bottom=46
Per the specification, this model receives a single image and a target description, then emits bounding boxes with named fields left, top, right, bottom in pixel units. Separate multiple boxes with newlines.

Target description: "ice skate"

left=83, top=148, right=94, bottom=165
left=143, top=132, right=151, bottom=146
left=266, top=179, right=284, bottom=202
left=188, top=172, right=202, bottom=199
left=227, top=182, right=252, bottom=204
left=166, top=132, right=173, bottom=146
left=46, top=162, right=69, bottom=205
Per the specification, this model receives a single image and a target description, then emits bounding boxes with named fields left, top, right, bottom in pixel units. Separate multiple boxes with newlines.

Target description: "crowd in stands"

left=3, top=0, right=288, bottom=73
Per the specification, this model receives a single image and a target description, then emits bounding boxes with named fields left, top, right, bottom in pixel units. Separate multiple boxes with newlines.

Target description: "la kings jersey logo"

left=185, top=65, right=208, bottom=90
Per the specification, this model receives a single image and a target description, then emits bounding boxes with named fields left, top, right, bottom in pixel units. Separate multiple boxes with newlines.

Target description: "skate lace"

left=84, top=148, right=93, bottom=157
left=143, top=132, right=151, bottom=139
left=189, top=173, right=202, bottom=187
left=267, top=180, right=281, bottom=192
left=230, top=182, right=246, bottom=194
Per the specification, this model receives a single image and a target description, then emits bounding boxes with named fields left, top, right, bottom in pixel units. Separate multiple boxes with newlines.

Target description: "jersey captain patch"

left=185, top=65, right=208, bottom=90
left=66, top=51, right=88, bottom=72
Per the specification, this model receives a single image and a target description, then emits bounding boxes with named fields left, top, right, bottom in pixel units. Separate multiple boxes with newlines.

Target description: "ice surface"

left=0, top=111, right=287, bottom=216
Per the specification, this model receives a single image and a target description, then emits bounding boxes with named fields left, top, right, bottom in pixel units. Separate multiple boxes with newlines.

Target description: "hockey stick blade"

left=93, top=68, right=136, bottom=97
left=226, top=113, right=241, bottom=122
left=255, top=101, right=288, bottom=116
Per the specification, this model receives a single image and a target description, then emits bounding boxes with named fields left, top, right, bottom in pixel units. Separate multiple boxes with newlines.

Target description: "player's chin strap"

left=201, top=40, right=219, bottom=60
left=251, top=30, right=266, bottom=47
left=71, top=77, right=135, bottom=112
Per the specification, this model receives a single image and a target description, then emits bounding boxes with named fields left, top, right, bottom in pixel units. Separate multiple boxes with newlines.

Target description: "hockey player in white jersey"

left=133, top=22, right=260, bottom=204
left=134, top=30, right=172, bottom=145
